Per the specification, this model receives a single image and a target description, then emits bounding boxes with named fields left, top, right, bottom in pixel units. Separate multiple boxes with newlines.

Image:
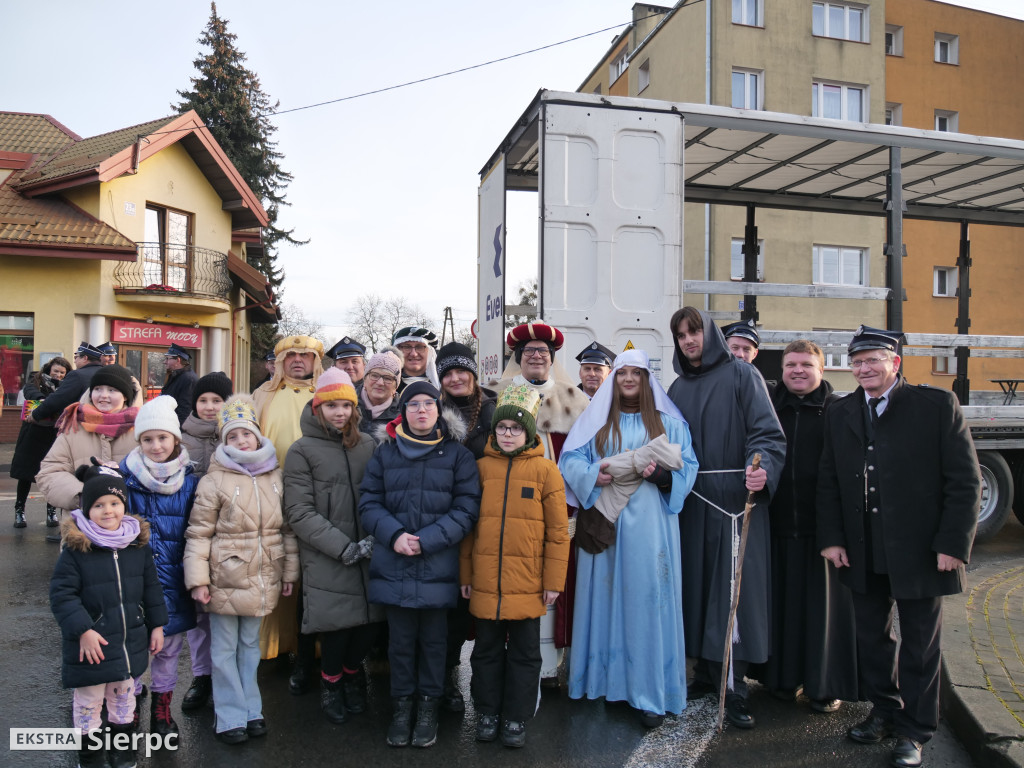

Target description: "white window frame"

left=933, top=353, right=958, bottom=375
left=610, top=50, right=628, bottom=83
left=812, top=244, right=867, bottom=286
left=812, top=2, right=868, bottom=42
left=934, top=266, right=957, bottom=297
left=885, top=103, right=903, bottom=126
left=812, top=80, right=867, bottom=122
left=935, top=33, right=959, bottom=64
left=885, top=25, right=904, bottom=55
left=935, top=110, right=958, bottom=132
left=638, top=59, right=650, bottom=93
left=824, top=351, right=851, bottom=371
left=732, top=0, right=763, bottom=28
left=731, top=68, right=763, bottom=110
left=731, top=238, right=765, bottom=281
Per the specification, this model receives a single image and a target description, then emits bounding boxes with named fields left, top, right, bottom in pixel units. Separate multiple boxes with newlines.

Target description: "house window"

left=935, top=110, right=958, bottom=132
left=935, top=33, right=959, bottom=64
left=732, top=0, right=763, bottom=27
left=610, top=50, right=628, bottom=83
left=0, top=313, right=34, bottom=406
left=812, top=2, right=867, bottom=42
left=812, top=81, right=866, bottom=121
left=933, top=353, right=958, bottom=375
left=144, top=204, right=192, bottom=292
left=824, top=351, right=851, bottom=370
left=885, top=103, right=902, bottom=126
left=731, top=69, right=763, bottom=110
left=593, top=84, right=602, bottom=95
left=934, top=266, right=957, bottom=297
left=885, top=25, right=904, bottom=55
left=813, top=244, right=866, bottom=286
left=638, top=59, right=651, bottom=93
left=731, top=238, right=765, bottom=280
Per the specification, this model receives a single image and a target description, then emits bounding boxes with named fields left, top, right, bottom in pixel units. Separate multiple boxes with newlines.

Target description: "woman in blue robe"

left=558, top=349, right=698, bottom=727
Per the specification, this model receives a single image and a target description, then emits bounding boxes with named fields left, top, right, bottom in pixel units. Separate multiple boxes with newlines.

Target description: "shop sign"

left=112, top=320, right=203, bottom=348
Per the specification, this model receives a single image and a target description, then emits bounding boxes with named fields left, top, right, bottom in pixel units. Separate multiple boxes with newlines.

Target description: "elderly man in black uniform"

left=817, top=326, right=980, bottom=768
left=575, top=342, right=614, bottom=399
left=162, top=343, right=198, bottom=425
left=722, top=319, right=760, bottom=364
left=327, top=336, right=367, bottom=385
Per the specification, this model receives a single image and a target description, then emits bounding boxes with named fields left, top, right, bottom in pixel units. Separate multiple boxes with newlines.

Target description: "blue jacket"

left=50, top=516, right=168, bottom=689
left=120, top=456, right=199, bottom=636
left=359, top=424, right=480, bottom=609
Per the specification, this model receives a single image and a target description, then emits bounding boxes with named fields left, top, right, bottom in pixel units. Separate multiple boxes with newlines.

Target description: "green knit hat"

left=491, top=384, right=541, bottom=446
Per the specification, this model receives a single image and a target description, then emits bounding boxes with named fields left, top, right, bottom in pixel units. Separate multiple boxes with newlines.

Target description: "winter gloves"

left=341, top=535, right=375, bottom=565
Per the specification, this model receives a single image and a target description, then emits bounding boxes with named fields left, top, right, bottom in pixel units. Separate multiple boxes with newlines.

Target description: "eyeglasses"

left=850, top=357, right=889, bottom=369
left=522, top=347, right=550, bottom=359
left=406, top=400, right=437, bottom=412
left=495, top=423, right=524, bottom=436
left=366, top=372, right=398, bottom=385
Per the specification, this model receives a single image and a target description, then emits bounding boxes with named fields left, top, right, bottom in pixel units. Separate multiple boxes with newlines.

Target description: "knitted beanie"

left=218, top=394, right=263, bottom=440
left=90, top=364, right=136, bottom=404
left=191, top=371, right=233, bottom=416
left=76, top=463, right=130, bottom=515
left=312, top=367, right=357, bottom=411
left=436, top=342, right=478, bottom=380
left=398, top=381, right=440, bottom=422
left=491, top=384, right=541, bottom=445
left=365, top=347, right=403, bottom=379
left=133, top=395, right=181, bottom=440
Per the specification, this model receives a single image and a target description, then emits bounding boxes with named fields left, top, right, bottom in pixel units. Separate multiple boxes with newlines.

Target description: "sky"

left=5, top=0, right=1024, bottom=346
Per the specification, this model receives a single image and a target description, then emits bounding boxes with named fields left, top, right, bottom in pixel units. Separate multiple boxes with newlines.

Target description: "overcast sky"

left=5, top=0, right=1023, bottom=345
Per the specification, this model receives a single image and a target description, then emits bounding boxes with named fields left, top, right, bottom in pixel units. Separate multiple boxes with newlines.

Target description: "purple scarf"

left=71, top=509, right=140, bottom=550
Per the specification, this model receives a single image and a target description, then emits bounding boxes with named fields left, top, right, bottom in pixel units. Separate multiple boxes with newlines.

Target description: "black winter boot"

left=150, top=690, right=178, bottom=735
left=130, top=684, right=147, bottom=730
left=76, top=730, right=106, bottom=767
left=441, top=666, right=465, bottom=712
left=181, top=675, right=211, bottom=711
left=106, top=721, right=138, bottom=768
left=342, top=669, right=366, bottom=714
left=14, top=500, right=26, bottom=528
left=386, top=696, right=414, bottom=747
left=289, top=655, right=314, bottom=695
left=411, top=695, right=440, bottom=748
left=320, top=677, right=348, bottom=724
left=46, top=504, right=59, bottom=527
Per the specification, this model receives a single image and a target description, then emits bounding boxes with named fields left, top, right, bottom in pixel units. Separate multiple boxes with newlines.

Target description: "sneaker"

left=410, top=696, right=439, bottom=748
left=475, top=714, right=499, bottom=742
left=810, top=698, right=842, bottom=714
left=150, top=690, right=178, bottom=735
left=46, top=505, right=60, bottom=528
left=215, top=727, right=248, bottom=745
left=501, top=719, right=526, bottom=748
left=246, top=718, right=268, bottom=737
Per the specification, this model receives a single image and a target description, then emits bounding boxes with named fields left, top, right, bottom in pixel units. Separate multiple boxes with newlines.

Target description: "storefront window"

left=0, top=314, right=34, bottom=406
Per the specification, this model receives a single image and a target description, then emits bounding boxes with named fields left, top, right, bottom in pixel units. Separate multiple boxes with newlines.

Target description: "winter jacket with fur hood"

left=50, top=515, right=167, bottom=689
left=184, top=449, right=300, bottom=617
left=285, top=403, right=384, bottom=632
left=359, top=410, right=481, bottom=609
left=37, top=422, right=137, bottom=511
left=460, top=440, right=570, bottom=621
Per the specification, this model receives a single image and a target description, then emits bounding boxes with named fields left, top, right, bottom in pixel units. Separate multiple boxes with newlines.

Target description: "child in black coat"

left=50, top=464, right=167, bottom=768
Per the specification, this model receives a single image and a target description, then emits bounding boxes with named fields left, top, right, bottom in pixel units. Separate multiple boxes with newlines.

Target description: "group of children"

left=51, top=368, right=574, bottom=766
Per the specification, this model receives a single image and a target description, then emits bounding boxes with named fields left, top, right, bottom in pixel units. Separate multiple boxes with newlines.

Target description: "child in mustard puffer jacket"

left=459, top=384, right=569, bottom=748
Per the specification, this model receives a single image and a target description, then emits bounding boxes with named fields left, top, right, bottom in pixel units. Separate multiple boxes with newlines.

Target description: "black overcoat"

left=816, top=377, right=980, bottom=599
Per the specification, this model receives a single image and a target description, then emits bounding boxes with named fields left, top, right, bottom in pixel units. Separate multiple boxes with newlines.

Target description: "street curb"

left=941, top=564, right=1024, bottom=768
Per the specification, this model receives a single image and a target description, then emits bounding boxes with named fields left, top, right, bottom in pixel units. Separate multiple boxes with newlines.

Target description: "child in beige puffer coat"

left=183, top=394, right=298, bottom=745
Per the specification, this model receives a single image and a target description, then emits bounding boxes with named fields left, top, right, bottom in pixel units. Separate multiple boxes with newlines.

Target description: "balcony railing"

left=113, top=243, right=231, bottom=301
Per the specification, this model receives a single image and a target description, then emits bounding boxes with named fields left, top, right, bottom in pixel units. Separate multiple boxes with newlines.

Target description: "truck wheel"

left=1013, top=460, right=1024, bottom=526
left=976, top=451, right=1014, bottom=543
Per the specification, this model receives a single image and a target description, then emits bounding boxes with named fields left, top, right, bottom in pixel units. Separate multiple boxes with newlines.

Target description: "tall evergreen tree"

left=174, top=2, right=304, bottom=355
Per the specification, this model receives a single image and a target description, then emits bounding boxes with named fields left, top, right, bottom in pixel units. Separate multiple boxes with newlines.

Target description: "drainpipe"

left=231, top=295, right=275, bottom=385
left=703, top=0, right=713, bottom=310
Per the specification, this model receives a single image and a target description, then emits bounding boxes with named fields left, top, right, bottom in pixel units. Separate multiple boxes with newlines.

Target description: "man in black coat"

left=161, top=343, right=198, bottom=425
left=817, top=326, right=980, bottom=768
left=25, top=342, right=103, bottom=423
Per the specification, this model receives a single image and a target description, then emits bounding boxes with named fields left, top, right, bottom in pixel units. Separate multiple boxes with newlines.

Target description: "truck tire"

left=1013, top=460, right=1024, bottom=526
left=976, top=451, right=1014, bottom=543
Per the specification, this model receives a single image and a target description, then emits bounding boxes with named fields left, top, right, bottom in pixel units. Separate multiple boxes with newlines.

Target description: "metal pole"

left=885, top=147, right=905, bottom=332
left=952, top=220, right=972, bottom=404
left=742, top=204, right=759, bottom=323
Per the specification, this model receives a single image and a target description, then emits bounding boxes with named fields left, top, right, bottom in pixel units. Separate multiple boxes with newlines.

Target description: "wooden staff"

left=716, top=453, right=762, bottom=732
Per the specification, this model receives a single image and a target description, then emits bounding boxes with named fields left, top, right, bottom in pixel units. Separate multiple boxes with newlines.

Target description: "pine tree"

left=174, top=2, right=304, bottom=357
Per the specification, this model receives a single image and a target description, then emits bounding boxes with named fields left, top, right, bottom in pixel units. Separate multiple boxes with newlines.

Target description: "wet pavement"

left=3, top=443, right=1019, bottom=767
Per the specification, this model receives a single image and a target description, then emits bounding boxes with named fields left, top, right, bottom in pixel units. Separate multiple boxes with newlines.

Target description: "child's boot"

left=341, top=668, right=366, bottom=714
left=441, top=666, right=465, bottom=712
left=181, top=675, right=211, bottom=711
left=320, top=677, right=347, bottom=724
left=106, top=722, right=137, bottom=768
left=150, top=690, right=178, bottom=735
left=13, top=500, right=26, bottom=528
left=411, top=695, right=439, bottom=748
left=46, top=504, right=59, bottom=527
left=386, top=696, right=414, bottom=747
left=501, top=719, right=527, bottom=748
left=76, top=730, right=105, bottom=767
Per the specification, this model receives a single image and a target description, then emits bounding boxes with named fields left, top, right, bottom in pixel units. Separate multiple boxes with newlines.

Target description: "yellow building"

left=0, top=110, right=278, bottom=441
left=577, top=0, right=1023, bottom=391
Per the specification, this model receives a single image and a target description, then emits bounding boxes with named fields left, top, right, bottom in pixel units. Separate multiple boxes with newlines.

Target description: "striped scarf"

left=57, top=402, right=138, bottom=439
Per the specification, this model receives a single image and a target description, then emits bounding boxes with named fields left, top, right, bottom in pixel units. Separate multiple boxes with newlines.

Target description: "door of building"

left=121, top=346, right=168, bottom=403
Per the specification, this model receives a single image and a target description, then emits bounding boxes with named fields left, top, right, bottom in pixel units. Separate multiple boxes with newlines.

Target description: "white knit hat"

left=133, top=395, right=182, bottom=441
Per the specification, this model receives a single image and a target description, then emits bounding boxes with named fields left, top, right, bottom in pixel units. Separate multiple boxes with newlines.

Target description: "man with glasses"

left=818, top=326, right=980, bottom=768
left=392, top=326, right=439, bottom=393
left=493, top=322, right=588, bottom=687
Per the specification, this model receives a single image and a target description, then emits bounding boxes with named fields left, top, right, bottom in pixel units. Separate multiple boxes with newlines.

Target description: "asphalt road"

left=5, top=496, right=1018, bottom=767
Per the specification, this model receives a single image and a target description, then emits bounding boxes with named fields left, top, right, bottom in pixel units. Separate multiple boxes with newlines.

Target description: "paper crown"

left=495, top=384, right=541, bottom=420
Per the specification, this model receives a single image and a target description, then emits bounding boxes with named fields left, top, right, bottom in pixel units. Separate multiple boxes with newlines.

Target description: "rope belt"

left=693, top=468, right=747, bottom=688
